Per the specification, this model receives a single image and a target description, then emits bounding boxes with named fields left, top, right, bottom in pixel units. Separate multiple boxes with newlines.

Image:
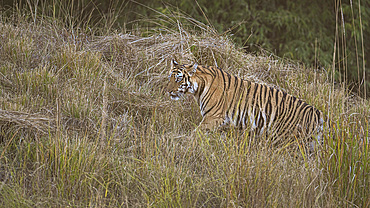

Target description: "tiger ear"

left=172, top=59, right=179, bottom=68
left=188, top=63, right=198, bottom=76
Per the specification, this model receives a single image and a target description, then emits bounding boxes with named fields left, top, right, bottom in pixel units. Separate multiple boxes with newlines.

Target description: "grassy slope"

left=0, top=6, right=369, bottom=208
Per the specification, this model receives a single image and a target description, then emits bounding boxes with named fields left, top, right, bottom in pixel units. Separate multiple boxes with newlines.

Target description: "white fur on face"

left=170, top=95, right=180, bottom=100
left=188, top=80, right=198, bottom=94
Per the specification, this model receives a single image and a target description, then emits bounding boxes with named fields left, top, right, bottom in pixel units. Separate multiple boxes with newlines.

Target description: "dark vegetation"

left=2, top=0, right=369, bottom=95
left=131, top=0, right=370, bottom=97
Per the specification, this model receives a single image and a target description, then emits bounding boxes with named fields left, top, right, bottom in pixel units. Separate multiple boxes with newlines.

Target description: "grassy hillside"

left=0, top=3, right=369, bottom=207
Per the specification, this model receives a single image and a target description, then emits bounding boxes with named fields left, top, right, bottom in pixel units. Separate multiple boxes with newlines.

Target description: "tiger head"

left=166, top=60, right=198, bottom=100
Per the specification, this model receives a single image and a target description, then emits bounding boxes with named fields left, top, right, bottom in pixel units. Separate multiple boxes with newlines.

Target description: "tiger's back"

left=167, top=60, right=324, bottom=141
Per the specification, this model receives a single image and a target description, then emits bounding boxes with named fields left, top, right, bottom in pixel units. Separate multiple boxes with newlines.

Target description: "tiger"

left=166, top=60, right=324, bottom=149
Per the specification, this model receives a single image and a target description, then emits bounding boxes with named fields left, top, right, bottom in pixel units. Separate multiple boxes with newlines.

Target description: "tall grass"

left=0, top=0, right=369, bottom=207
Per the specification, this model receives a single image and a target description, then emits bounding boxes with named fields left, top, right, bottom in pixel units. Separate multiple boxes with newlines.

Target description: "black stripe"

left=284, top=96, right=299, bottom=125
left=203, top=101, right=218, bottom=117
left=226, top=73, right=232, bottom=90
left=256, top=85, right=264, bottom=129
left=305, top=108, right=314, bottom=134
left=200, top=68, right=217, bottom=108
left=265, top=87, right=273, bottom=126
left=235, top=80, right=246, bottom=125
left=220, top=69, right=227, bottom=93
left=269, top=88, right=280, bottom=132
left=201, top=87, right=217, bottom=111
left=230, top=76, right=240, bottom=119
left=197, top=67, right=205, bottom=73
left=281, top=96, right=304, bottom=135
left=241, top=82, right=252, bottom=127
left=253, top=83, right=259, bottom=103
left=208, top=66, right=217, bottom=75
left=274, top=91, right=288, bottom=134
left=197, top=78, right=205, bottom=101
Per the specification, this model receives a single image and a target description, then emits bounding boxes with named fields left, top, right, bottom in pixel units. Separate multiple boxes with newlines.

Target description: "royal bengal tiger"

left=166, top=60, right=324, bottom=148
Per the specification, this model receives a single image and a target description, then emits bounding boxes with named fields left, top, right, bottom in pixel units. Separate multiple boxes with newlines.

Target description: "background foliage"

left=142, top=0, right=370, bottom=97
left=2, top=0, right=369, bottom=97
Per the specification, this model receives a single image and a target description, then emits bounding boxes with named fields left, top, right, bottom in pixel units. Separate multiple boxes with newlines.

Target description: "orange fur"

left=167, top=60, right=324, bottom=142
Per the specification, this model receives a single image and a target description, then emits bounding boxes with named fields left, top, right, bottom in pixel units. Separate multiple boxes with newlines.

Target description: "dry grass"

left=0, top=2, right=369, bottom=207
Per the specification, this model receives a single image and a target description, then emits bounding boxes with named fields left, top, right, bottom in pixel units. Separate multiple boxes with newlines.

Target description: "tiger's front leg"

left=195, top=116, right=225, bottom=132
